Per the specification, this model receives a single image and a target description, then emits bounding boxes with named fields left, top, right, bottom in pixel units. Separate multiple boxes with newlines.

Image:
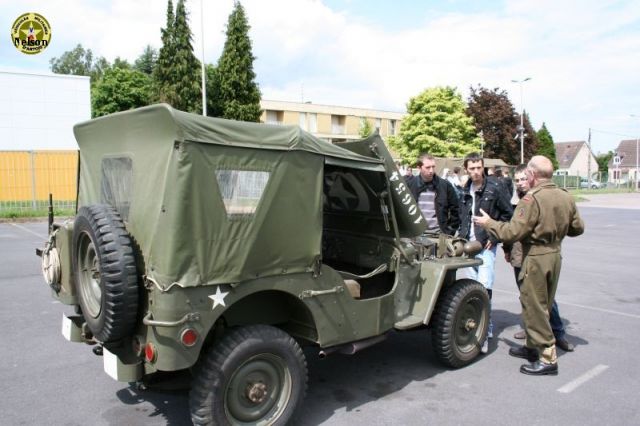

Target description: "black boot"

left=508, top=345, right=538, bottom=362
left=520, top=360, right=558, bottom=376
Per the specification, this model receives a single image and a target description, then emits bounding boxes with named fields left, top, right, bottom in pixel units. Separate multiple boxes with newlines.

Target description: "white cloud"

left=1, top=0, right=638, bottom=152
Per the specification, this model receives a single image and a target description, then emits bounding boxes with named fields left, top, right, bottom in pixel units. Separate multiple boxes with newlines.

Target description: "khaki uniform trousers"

left=519, top=251, right=562, bottom=364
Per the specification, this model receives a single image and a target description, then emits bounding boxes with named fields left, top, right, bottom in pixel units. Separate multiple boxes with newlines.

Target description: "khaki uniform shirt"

left=483, top=181, right=584, bottom=251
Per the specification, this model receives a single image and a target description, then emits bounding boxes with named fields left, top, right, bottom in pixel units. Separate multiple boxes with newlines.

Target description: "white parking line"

left=493, top=289, right=640, bottom=320
left=557, top=364, right=609, bottom=393
left=9, top=223, right=46, bottom=240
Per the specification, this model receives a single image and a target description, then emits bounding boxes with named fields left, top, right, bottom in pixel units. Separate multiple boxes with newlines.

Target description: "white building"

left=0, top=70, right=90, bottom=150
left=554, top=141, right=599, bottom=178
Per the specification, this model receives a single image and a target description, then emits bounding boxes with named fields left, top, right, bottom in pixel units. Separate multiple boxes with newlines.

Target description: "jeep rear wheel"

left=73, top=205, right=139, bottom=343
left=190, top=325, right=307, bottom=426
left=431, top=279, right=489, bottom=368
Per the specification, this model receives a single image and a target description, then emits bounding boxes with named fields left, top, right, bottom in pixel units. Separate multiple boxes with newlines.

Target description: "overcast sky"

left=1, top=0, right=639, bottom=154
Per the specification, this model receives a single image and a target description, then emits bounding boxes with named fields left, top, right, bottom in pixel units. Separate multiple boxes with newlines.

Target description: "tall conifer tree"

left=216, top=1, right=261, bottom=121
left=536, top=123, right=559, bottom=169
left=172, top=0, right=202, bottom=112
left=154, top=0, right=178, bottom=105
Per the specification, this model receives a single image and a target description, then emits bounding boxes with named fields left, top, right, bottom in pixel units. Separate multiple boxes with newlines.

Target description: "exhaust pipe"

left=319, top=334, right=387, bottom=358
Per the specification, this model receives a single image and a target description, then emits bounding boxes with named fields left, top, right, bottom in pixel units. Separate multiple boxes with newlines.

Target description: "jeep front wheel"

left=72, top=204, right=139, bottom=343
left=431, top=279, right=489, bottom=368
left=190, top=325, right=307, bottom=425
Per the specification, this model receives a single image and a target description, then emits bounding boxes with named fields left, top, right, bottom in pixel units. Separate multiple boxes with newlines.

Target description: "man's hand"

left=485, top=240, right=493, bottom=250
left=473, top=208, right=491, bottom=228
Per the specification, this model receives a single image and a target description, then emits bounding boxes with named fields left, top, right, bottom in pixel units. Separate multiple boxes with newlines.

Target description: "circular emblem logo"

left=11, top=13, right=51, bottom=55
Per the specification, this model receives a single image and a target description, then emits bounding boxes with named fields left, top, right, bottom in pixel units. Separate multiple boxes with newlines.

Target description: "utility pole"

left=200, top=0, right=206, bottom=116
left=587, top=128, right=592, bottom=190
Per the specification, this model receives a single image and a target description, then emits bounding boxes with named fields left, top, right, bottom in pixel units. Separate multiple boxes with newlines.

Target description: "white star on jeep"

left=209, top=286, right=228, bottom=310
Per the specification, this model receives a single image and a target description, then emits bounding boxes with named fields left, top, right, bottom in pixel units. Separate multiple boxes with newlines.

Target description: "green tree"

left=596, top=151, right=614, bottom=175
left=154, top=0, right=178, bottom=105
left=153, top=0, right=201, bottom=112
left=536, top=123, right=559, bottom=169
left=359, top=118, right=373, bottom=138
left=171, top=0, right=202, bottom=112
left=49, top=43, right=109, bottom=82
left=91, top=67, right=152, bottom=118
left=216, top=1, right=262, bottom=121
left=134, top=45, right=157, bottom=75
left=388, top=86, right=481, bottom=163
left=205, top=64, right=223, bottom=117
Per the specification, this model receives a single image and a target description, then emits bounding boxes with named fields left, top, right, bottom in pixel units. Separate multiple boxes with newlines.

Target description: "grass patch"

left=0, top=208, right=75, bottom=220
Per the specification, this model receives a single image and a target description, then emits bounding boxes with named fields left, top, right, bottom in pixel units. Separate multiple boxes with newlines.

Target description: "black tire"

left=190, top=325, right=308, bottom=426
left=431, top=279, right=489, bottom=368
left=72, top=204, right=139, bottom=343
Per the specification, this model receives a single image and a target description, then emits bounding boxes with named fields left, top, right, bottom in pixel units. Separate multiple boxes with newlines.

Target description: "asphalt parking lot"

left=1, top=194, right=639, bottom=425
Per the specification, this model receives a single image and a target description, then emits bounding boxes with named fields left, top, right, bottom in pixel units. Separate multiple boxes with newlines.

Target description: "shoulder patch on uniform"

left=518, top=207, right=525, bottom=217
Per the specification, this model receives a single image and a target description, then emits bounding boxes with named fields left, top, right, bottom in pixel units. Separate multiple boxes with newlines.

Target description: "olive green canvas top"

left=73, top=104, right=402, bottom=290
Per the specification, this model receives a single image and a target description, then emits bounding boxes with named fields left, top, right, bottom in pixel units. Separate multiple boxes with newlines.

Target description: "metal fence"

left=553, top=171, right=638, bottom=190
left=0, top=150, right=77, bottom=214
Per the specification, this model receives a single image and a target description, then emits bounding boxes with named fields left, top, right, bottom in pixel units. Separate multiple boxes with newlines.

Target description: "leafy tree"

left=91, top=67, right=152, bottom=118
left=388, top=86, right=481, bottom=163
left=467, top=85, right=539, bottom=165
left=134, top=45, right=157, bottom=75
left=50, top=44, right=94, bottom=76
left=466, top=86, right=520, bottom=163
left=596, top=151, right=614, bottom=175
left=536, top=123, right=559, bottom=169
left=112, top=57, right=131, bottom=70
left=49, top=43, right=109, bottom=82
left=216, top=1, right=261, bottom=121
left=359, top=118, right=373, bottom=138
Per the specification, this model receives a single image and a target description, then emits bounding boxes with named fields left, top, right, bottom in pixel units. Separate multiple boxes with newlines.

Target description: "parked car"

left=580, top=178, right=602, bottom=189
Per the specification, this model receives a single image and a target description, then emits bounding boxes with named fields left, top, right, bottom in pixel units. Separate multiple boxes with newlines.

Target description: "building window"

left=299, top=112, right=307, bottom=130
left=309, top=113, right=317, bottom=132
left=265, top=110, right=284, bottom=125
left=331, top=115, right=345, bottom=134
left=613, top=169, right=621, bottom=180
left=389, top=120, right=397, bottom=135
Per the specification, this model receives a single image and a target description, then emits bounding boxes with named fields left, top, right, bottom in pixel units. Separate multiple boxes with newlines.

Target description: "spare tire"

left=72, top=204, right=139, bottom=343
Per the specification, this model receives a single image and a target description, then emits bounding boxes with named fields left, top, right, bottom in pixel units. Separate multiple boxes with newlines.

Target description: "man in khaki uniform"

left=473, top=156, right=584, bottom=376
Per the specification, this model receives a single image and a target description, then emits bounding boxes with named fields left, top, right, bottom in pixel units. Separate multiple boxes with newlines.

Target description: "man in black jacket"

left=459, top=153, right=513, bottom=353
left=405, top=153, right=460, bottom=235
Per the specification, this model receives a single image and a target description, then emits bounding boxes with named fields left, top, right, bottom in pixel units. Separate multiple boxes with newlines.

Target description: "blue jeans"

left=514, top=267, right=565, bottom=339
left=469, top=246, right=497, bottom=337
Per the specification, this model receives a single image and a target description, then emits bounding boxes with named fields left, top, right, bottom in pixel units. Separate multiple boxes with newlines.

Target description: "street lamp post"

left=631, top=115, right=640, bottom=192
left=512, top=77, right=532, bottom=164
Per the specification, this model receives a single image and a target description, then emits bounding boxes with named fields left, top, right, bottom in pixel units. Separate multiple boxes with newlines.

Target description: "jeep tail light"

left=181, top=328, right=198, bottom=347
left=144, top=342, right=157, bottom=363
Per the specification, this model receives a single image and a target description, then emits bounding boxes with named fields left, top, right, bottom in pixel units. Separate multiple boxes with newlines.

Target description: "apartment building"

left=260, top=100, right=405, bottom=143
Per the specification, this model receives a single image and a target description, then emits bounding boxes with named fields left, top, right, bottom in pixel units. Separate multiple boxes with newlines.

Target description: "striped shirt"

left=418, top=188, right=439, bottom=231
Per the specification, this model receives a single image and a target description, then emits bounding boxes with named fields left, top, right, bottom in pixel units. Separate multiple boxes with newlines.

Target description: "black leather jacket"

left=405, top=174, right=460, bottom=235
left=459, top=176, right=513, bottom=245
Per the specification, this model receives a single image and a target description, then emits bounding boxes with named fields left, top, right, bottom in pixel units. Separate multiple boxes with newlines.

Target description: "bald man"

left=473, top=156, right=584, bottom=376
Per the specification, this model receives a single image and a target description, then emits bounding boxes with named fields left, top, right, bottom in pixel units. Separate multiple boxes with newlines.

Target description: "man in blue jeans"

left=506, top=164, right=574, bottom=352
left=458, top=153, right=513, bottom=353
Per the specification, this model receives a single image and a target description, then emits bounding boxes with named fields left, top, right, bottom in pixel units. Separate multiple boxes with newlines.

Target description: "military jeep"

left=38, top=104, right=489, bottom=425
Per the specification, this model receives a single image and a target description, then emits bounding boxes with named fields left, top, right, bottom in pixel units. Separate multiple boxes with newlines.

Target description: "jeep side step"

left=318, top=334, right=387, bottom=358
